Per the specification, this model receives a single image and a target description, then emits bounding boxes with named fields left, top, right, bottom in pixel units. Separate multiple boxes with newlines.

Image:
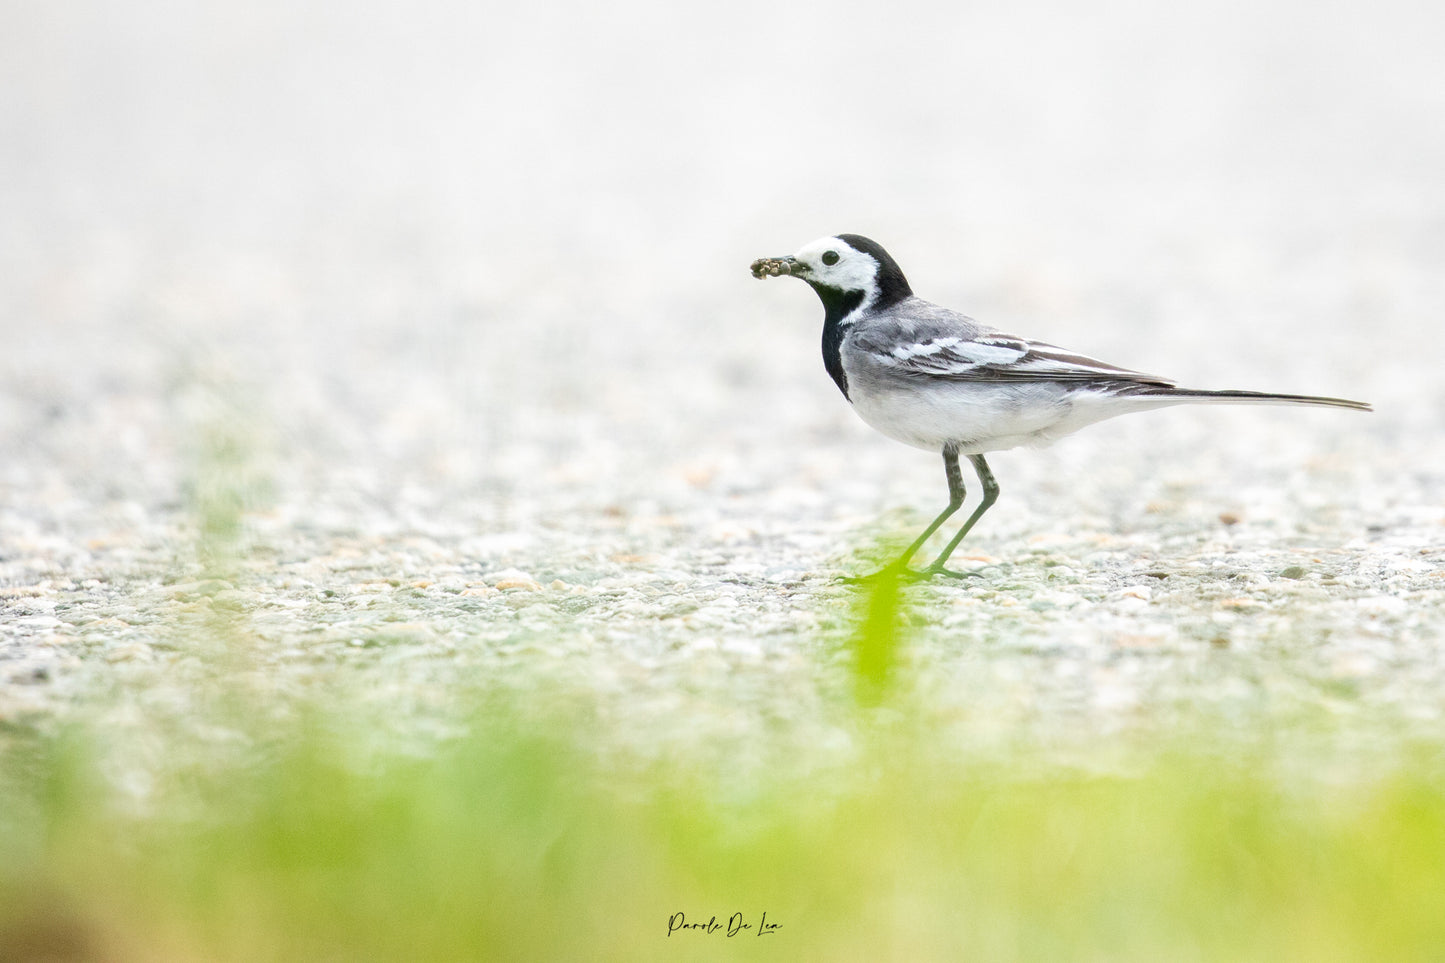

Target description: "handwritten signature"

left=667, top=911, right=781, bottom=937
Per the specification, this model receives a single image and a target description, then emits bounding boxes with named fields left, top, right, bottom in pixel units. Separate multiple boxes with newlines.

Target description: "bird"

left=750, top=233, right=1372, bottom=581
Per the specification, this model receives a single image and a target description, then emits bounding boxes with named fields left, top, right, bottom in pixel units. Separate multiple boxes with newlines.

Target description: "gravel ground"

left=2, top=1, right=1444, bottom=771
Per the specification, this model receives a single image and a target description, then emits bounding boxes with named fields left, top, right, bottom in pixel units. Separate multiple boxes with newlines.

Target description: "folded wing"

left=863, top=330, right=1175, bottom=387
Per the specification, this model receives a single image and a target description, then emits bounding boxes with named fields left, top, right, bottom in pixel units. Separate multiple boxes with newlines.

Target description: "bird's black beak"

left=750, top=255, right=807, bottom=280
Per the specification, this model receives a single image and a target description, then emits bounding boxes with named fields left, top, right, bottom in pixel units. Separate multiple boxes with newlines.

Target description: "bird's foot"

left=839, top=563, right=983, bottom=584
left=921, top=564, right=983, bottom=581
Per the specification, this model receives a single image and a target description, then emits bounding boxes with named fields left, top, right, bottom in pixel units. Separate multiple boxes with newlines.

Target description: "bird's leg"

left=920, top=454, right=999, bottom=579
left=843, top=445, right=965, bottom=583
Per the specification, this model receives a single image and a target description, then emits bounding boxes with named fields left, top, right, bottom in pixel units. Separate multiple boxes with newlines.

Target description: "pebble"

left=105, top=643, right=153, bottom=663
left=1354, top=596, right=1408, bottom=615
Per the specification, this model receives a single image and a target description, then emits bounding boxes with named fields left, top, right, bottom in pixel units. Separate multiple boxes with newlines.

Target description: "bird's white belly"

left=847, top=381, right=1095, bottom=453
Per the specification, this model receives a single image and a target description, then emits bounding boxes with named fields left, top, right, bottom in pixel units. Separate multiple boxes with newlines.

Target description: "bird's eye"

left=821, top=250, right=840, bottom=266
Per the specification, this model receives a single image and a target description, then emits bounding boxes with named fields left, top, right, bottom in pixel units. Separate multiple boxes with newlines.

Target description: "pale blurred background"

left=2, top=0, right=1442, bottom=563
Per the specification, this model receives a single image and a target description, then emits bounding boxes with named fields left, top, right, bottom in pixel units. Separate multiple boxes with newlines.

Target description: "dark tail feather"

left=1135, top=387, right=1372, bottom=412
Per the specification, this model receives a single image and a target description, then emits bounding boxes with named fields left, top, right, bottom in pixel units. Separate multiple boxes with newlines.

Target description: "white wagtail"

left=751, top=234, right=1372, bottom=581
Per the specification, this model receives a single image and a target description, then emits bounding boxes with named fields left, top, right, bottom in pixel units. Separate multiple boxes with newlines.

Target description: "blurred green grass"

left=4, top=686, right=1445, bottom=962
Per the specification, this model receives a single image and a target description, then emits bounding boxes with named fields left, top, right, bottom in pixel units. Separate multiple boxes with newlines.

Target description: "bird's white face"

left=789, top=236, right=881, bottom=295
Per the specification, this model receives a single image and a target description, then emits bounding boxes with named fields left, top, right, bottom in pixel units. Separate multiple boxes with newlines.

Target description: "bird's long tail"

left=1133, top=387, right=1372, bottom=412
